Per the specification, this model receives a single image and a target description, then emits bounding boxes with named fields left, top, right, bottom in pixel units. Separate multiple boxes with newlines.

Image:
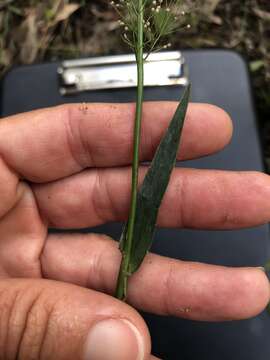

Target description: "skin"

left=0, top=102, right=269, bottom=359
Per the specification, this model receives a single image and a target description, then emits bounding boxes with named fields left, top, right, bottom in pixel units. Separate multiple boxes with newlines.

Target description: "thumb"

left=0, top=278, right=152, bottom=360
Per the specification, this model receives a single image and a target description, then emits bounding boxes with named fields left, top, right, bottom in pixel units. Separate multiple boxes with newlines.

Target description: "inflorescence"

left=110, top=0, right=192, bottom=55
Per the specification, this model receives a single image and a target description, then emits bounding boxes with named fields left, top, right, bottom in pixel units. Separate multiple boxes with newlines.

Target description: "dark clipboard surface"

left=1, top=50, right=270, bottom=360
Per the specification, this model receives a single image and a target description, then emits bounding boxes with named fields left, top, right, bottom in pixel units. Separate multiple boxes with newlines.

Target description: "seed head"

left=110, top=0, right=193, bottom=54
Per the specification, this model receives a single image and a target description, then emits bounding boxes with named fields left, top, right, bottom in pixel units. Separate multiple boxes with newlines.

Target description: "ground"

left=0, top=0, right=269, bottom=166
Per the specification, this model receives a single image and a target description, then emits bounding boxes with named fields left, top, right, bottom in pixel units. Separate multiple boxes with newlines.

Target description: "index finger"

left=0, top=102, right=232, bottom=183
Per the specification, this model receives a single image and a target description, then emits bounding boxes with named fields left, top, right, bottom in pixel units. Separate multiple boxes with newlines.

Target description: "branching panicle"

left=110, top=0, right=192, bottom=55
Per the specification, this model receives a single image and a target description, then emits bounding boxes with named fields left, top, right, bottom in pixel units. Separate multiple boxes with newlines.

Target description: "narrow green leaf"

left=121, top=84, right=191, bottom=273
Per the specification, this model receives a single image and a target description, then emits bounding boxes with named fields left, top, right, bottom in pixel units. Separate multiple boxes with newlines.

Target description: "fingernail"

left=84, top=318, right=145, bottom=360
left=264, top=268, right=270, bottom=282
left=257, top=266, right=270, bottom=282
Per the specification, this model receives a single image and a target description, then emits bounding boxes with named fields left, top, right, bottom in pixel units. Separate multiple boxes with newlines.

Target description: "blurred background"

left=0, top=0, right=269, bottom=166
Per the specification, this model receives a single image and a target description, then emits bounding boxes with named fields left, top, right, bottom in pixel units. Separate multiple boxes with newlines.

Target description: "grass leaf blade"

left=127, top=84, right=191, bottom=273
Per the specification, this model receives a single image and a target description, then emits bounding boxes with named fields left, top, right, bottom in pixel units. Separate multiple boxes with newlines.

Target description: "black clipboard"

left=1, top=49, right=270, bottom=360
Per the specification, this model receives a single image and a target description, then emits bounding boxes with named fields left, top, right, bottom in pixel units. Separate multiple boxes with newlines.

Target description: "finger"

left=33, top=168, right=270, bottom=229
left=0, top=278, right=151, bottom=360
left=41, top=234, right=270, bottom=322
left=0, top=103, right=232, bottom=183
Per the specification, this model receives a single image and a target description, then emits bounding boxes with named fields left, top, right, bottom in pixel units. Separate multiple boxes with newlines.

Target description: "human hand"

left=0, top=103, right=269, bottom=359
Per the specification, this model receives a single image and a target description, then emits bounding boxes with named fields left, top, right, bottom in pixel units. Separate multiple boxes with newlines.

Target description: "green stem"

left=115, top=0, right=144, bottom=301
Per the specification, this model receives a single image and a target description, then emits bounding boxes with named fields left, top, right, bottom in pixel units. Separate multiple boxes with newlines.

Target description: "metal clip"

left=58, top=51, right=188, bottom=95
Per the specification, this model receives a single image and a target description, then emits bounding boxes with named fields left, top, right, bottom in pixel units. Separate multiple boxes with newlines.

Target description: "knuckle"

left=91, top=170, right=108, bottom=223
left=162, top=261, right=177, bottom=316
left=0, top=156, right=20, bottom=219
left=62, top=104, right=92, bottom=169
left=0, top=282, right=53, bottom=360
left=0, top=287, right=17, bottom=359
